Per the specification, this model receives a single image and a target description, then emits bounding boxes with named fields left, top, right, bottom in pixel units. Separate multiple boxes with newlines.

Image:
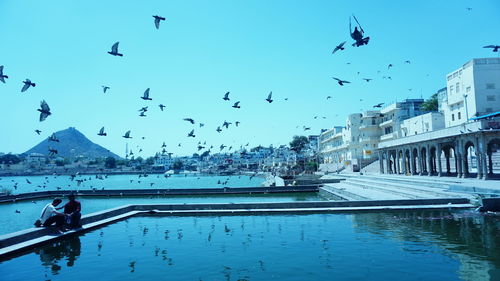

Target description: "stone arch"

left=463, top=140, right=477, bottom=178
left=420, top=147, right=428, bottom=174
left=486, top=138, right=500, bottom=178
left=429, top=145, right=437, bottom=175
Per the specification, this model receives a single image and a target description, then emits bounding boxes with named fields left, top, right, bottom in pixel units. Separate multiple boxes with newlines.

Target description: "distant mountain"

left=23, top=127, right=121, bottom=159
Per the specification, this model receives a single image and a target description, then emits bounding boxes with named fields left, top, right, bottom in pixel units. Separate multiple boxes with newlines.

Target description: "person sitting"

left=40, top=198, right=67, bottom=233
left=60, top=194, right=82, bottom=229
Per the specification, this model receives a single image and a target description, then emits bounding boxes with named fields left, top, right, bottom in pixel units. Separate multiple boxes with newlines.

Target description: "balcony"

left=379, top=119, right=394, bottom=127
left=359, top=124, right=379, bottom=130
left=380, top=133, right=396, bottom=141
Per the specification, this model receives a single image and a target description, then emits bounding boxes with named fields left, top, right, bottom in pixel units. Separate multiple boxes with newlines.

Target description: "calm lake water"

left=1, top=210, right=499, bottom=281
left=0, top=174, right=265, bottom=194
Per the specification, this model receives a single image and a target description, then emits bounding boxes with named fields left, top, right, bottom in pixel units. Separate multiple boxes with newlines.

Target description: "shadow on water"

left=34, top=236, right=81, bottom=274
left=351, top=210, right=500, bottom=280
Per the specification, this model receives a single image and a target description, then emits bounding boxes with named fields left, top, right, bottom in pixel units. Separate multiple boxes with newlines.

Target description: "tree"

left=290, top=136, right=310, bottom=153
left=421, top=93, right=438, bottom=112
left=305, top=161, right=318, bottom=172
left=172, top=160, right=184, bottom=170
left=105, top=157, right=116, bottom=169
left=200, top=151, right=210, bottom=159
left=145, top=157, right=155, bottom=165
left=0, top=154, right=21, bottom=164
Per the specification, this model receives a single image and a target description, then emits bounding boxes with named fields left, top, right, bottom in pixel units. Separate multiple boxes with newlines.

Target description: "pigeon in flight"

left=362, top=78, right=372, bottom=82
left=404, top=60, right=411, bottom=64
left=162, top=142, right=167, bottom=148
left=98, top=127, right=107, bottom=136
left=102, top=86, right=110, bottom=93
left=141, top=88, right=152, bottom=100
left=222, top=121, right=232, bottom=129
left=223, top=91, right=230, bottom=101
left=0, top=65, right=8, bottom=83
left=388, top=64, right=393, bottom=69
left=483, top=45, right=500, bottom=52
left=332, top=41, right=346, bottom=54
left=159, top=104, right=166, bottom=111
left=235, top=121, right=240, bottom=127
left=108, top=42, right=123, bottom=56
left=38, top=100, right=51, bottom=121
left=153, top=15, right=166, bottom=29
left=232, top=101, right=241, bottom=108
left=187, top=129, right=195, bottom=137
left=122, top=130, right=132, bottom=139
left=48, top=147, right=58, bottom=156
left=326, top=96, right=332, bottom=100
left=139, top=106, right=148, bottom=113
left=139, top=111, right=147, bottom=117
left=220, top=144, right=226, bottom=151
left=48, top=133, right=60, bottom=142
left=35, top=129, right=42, bottom=135
left=373, top=103, right=384, bottom=108
left=183, top=118, right=195, bottom=124
left=21, top=79, right=36, bottom=92
left=216, top=126, right=222, bottom=133
left=266, top=91, right=273, bottom=103
left=332, top=77, right=350, bottom=86
left=303, top=127, right=311, bottom=131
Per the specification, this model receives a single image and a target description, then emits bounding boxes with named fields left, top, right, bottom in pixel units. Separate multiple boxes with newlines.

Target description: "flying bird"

left=223, top=92, right=230, bottom=101
left=222, top=121, right=232, bottom=129
left=326, top=96, right=332, bottom=100
left=373, top=103, right=384, bottom=108
left=38, top=100, right=51, bottom=121
left=139, top=106, right=148, bottom=113
left=152, top=15, right=166, bottom=29
left=102, top=86, right=110, bottom=93
left=108, top=42, right=123, bottom=56
left=98, top=127, right=107, bottom=136
left=159, top=104, right=166, bottom=111
left=483, top=45, right=500, bottom=52
left=332, top=41, right=346, bottom=54
left=123, top=130, right=132, bottom=139
left=139, top=111, right=147, bottom=117
left=183, top=118, right=195, bottom=124
left=0, top=65, right=8, bottom=83
left=404, top=60, right=411, bottom=64
left=35, top=129, right=42, bottom=135
left=232, top=101, right=241, bottom=108
left=21, top=79, right=36, bottom=92
left=48, top=147, right=58, bottom=156
left=141, top=88, right=152, bottom=100
left=48, top=133, right=59, bottom=142
left=216, top=126, right=222, bottom=133
left=332, top=77, right=350, bottom=86
left=266, top=91, right=273, bottom=103
left=235, top=121, right=240, bottom=127
left=362, top=78, right=372, bottom=82
left=187, top=129, right=195, bottom=137
left=388, top=64, right=393, bottom=69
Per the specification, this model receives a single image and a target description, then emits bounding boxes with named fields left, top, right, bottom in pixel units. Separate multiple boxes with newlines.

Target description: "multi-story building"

left=379, top=99, right=426, bottom=143
left=444, top=57, right=500, bottom=127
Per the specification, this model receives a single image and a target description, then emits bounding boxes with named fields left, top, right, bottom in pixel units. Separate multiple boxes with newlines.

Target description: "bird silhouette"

left=162, top=142, right=167, bottom=148
left=362, top=78, right=372, bottom=82
left=216, top=126, right=222, bottom=133
left=0, top=65, right=8, bottom=83
left=266, top=91, right=273, bottom=103
left=21, top=79, right=36, bottom=92
left=159, top=104, right=166, bottom=111
left=183, top=118, right=195, bottom=124
left=35, top=129, right=42, bottom=135
left=483, top=45, right=500, bottom=52
left=404, top=60, right=411, bottom=64
left=332, top=77, right=350, bottom=86
left=373, top=103, right=384, bottom=108
left=223, top=91, right=230, bottom=101
left=98, top=127, right=107, bottom=136
left=48, top=133, right=59, bottom=142
left=199, top=123, right=205, bottom=127
left=141, top=88, right=152, bottom=100
left=48, top=147, right=58, bottom=156
left=108, top=42, right=123, bottom=56
left=235, top=121, right=240, bottom=127
left=139, top=106, right=148, bottom=113
left=153, top=15, right=166, bottom=29
left=123, top=130, right=132, bottom=139
left=220, top=144, right=226, bottom=151
left=102, top=86, right=110, bottom=93
left=222, top=121, right=232, bottom=129
left=326, top=96, right=332, bottom=99
left=232, top=101, right=241, bottom=108
left=139, top=111, right=147, bottom=117
left=388, top=64, right=393, bottom=69
left=332, top=41, right=346, bottom=54
left=38, top=100, right=51, bottom=121
left=187, top=130, right=195, bottom=137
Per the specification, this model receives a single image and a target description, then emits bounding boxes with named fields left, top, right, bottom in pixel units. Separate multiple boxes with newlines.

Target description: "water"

left=0, top=174, right=265, bottom=195
left=0, top=192, right=324, bottom=235
left=1, top=210, right=499, bottom=281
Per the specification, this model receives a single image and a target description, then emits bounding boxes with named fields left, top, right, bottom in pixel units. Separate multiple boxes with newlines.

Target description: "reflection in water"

left=352, top=210, right=500, bottom=281
left=34, top=236, right=81, bottom=274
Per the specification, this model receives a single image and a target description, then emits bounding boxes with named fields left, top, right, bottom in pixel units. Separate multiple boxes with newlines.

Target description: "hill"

left=23, top=127, right=121, bottom=159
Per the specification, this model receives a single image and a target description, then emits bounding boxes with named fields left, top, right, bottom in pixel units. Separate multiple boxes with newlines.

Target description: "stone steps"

left=322, top=183, right=407, bottom=200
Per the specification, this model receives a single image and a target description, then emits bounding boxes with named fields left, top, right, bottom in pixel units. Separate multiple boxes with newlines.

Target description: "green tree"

left=105, top=157, right=117, bottom=169
left=305, top=161, right=318, bottom=172
left=145, top=157, right=155, bottom=165
left=172, top=160, right=184, bottom=170
left=421, top=93, right=438, bottom=112
left=0, top=154, right=21, bottom=164
left=290, top=136, right=310, bottom=153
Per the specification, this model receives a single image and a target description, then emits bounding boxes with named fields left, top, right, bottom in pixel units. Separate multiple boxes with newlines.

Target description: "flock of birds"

left=0, top=8, right=498, bottom=160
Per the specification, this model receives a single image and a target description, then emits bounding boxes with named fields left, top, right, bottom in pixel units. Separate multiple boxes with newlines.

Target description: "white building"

left=379, top=99, right=426, bottom=142
left=401, top=112, right=445, bottom=137
left=444, top=57, right=500, bottom=127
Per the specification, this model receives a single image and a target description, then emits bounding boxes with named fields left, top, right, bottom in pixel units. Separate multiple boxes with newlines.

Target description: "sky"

left=0, top=0, right=499, bottom=158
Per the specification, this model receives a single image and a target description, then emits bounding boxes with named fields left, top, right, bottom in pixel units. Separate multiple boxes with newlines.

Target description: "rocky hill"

left=23, top=127, right=120, bottom=159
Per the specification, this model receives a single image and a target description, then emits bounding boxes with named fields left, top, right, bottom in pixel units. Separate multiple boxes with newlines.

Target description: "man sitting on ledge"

left=59, top=194, right=82, bottom=229
left=40, top=198, right=67, bottom=233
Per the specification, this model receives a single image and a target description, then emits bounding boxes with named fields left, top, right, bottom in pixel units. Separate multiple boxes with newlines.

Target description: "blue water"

left=1, top=211, right=499, bottom=281
left=0, top=174, right=264, bottom=195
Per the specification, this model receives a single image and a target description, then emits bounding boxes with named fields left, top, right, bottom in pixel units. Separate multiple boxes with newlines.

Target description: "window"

left=447, top=75, right=452, bottom=81
left=449, top=85, right=454, bottom=94
left=456, top=83, right=460, bottom=93
left=487, top=95, right=496, bottom=101
left=486, top=83, right=495, bottom=89
left=466, top=86, right=471, bottom=92
left=458, top=112, right=461, bottom=119
left=452, top=114, right=455, bottom=121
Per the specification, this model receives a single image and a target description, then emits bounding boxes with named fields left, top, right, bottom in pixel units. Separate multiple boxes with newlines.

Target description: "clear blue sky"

left=1, top=0, right=499, bottom=158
